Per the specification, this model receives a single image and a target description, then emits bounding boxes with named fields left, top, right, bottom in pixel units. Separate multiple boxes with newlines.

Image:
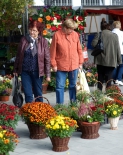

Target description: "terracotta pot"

left=27, top=123, right=47, bottom=139
left=78, top=121, right=100, bottom=139
left=50, top=137, right=70, bottom=152
left=0, top=96, right=9, bottom=101
left=42, top=83, right=48, bottom=94
left=108, top=116, right=120, bottom=130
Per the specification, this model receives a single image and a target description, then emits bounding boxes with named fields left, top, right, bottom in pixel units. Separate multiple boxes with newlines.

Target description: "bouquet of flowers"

left=45, top=115, right=78, bottom=138
left=0, top=125, right=19, bottom=155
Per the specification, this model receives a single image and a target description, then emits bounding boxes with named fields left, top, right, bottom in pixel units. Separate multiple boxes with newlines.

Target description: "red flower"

left=57, top=25, right=62, bottom=30
left=50, top=17, right=54, bottom=21
left=55, top=14, right=61, bottom=20
left=78, top=24, right=84, bottom=30
left=51, top=26, right=57, bottom=31
left=74, top=16, right=77, bottom=21
left=78, top=16, right=83, bottom=21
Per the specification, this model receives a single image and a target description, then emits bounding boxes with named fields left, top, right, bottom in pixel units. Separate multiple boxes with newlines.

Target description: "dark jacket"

left=92, top=30, right=122, bottom=68
left=14, top=35, right=50, bottom=78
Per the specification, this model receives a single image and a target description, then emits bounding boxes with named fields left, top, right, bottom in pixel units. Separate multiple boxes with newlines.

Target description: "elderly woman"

left=112, top=21, right=123, bottom=86
left=50, top=18, right=84, bottom=104
left=92, top=23, right=122, bottom=90
left=13, top=20, right=50, bottom=103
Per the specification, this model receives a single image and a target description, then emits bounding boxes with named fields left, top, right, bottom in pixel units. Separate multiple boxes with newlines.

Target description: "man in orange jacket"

left=50, top=18, right=84, bottom=104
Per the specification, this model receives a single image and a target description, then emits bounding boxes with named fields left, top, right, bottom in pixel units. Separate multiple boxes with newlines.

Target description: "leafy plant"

left=0, top=103, right=20, bottom=129
left=20, top=102, right=57, bottom=126
left=105, top=103, right=122, bottom=118
left=45, top=115, right=78, bottom=138
left=0, top=125, right=19, bottom=155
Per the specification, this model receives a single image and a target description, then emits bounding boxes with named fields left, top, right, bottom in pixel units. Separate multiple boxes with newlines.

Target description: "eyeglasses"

left=29, top=29, right=38, bottom=33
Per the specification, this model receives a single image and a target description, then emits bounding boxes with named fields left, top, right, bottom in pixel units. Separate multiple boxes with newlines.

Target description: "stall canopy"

left=86, top=9, right=123, bottom=29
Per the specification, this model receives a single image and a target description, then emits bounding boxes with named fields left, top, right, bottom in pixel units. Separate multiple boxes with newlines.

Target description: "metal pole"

left=25, top=3, right=28, bottom=34
left=22, top=13, right=25, bottom=36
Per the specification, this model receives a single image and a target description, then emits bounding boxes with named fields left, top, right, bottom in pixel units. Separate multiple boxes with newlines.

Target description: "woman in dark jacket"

left=92, top=23, right=122, bottom=90
left=13, top=20, right=50, bottom=103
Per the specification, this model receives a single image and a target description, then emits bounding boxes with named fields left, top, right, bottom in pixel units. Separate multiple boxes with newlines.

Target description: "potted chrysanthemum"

left=105, top=103, right=122, bottom=130
left=20, top=99, right=57, bottom=139
left=0, top=103, right=20, bottom=129
left=0, top=125, right=19, bottom=155
left=45, top=115, right=78, bottom=152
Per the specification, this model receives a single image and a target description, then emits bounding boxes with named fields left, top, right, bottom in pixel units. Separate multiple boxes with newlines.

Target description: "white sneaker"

left=115, top=80, right=119, bottom=85
left=118, top=81, right=123, bottom=86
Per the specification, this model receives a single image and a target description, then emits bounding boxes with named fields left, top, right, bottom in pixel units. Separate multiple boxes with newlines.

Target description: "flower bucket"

left=50, top=137, right=70, bottom=152
left=0, top=96, right=9, bottom=101
left=78, top=121, right=100, bottom=139
left=108, top=116, right=120, bottom=130
left=27, top=123, right=47, bottom=139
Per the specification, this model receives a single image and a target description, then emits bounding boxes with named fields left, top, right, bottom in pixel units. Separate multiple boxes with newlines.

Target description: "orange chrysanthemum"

left=46, top=24, right=51, bottom=29
left=20, top=102, right=57, bottom=125
left=46, top=15, right=51, bottom=21
left=43, top=30, right=48, bottom=36
left=38, top=17, right=43, bottom=23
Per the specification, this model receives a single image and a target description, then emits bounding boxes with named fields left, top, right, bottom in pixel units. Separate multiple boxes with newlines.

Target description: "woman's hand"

left=46, top=77, right=51, bottom=82
left=52, top=66, right=57, bottom=72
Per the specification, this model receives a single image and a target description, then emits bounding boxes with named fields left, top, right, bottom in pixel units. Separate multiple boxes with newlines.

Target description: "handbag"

left=12, top=76, right=23, bottom=108
left=76, top=69, right=90, bottom=93
left=91, top=33, right=103, bottom=56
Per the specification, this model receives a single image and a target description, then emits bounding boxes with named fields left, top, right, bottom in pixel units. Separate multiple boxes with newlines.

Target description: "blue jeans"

left=116, top=55, right=123, bottom=81
left=21, top=71, right=43, bottom=103
left=56, top=69, right=78, bottom=104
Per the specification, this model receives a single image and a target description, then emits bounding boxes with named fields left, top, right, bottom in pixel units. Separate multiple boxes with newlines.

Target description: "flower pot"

left=0, top=96, right=9, bottom=101
left=108, top=116, right=120, bottom=130
left=50, top=137, right=70, bottom=152
left=27, top=123, right=47, bottom=139
left=78, top=121, right=100, bottom=139
left=42, top=83, right=48, bottom=94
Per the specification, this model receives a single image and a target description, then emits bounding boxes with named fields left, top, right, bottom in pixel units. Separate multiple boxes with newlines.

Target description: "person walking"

left=50, top=18, right=84, bottom=104
left=92, top=23, right=122, bottom=90
left=13, top=20, right=50, bottom=103
left=112, top=21, right=123, bottom=86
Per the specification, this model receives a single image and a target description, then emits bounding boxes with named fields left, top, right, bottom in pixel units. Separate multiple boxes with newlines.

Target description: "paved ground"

left=5, top=51, right=123, bottom=155
left=5, top=85, right=123, bottom=155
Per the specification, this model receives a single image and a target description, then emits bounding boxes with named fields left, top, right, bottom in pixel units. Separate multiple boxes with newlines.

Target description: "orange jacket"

left=50, top=30, right=84, bottom=71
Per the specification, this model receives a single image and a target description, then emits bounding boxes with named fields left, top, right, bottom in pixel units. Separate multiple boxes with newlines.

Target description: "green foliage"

left=0, top=0, right=34, bottom=33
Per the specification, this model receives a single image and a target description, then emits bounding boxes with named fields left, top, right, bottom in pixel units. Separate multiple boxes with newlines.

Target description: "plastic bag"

left=12, top=76, right=23, bottom=108
left=76, top=69, right=90, bottom=93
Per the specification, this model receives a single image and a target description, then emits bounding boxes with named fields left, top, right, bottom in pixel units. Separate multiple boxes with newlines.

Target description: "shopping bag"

left=76, top=69, right=90, bottom=93
left=12, top=76, right=23, bottom=108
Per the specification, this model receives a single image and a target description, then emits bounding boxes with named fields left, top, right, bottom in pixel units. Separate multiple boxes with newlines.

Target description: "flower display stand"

left=78, top=121, right=100, bottom=139
left=27, top=123, right=47, bottom=139
left=50, top=137, right=70, bottom=152
left=108, top=116, right=120, bottom=130
left=0, top=96, right=9, bottom=101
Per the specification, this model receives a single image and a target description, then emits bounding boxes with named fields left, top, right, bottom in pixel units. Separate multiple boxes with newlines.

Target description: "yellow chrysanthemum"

left=113, top=111, right=117, bottom=115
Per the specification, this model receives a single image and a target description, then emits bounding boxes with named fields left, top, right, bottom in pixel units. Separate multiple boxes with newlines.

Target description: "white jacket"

left=112, top=28, right=123, bottom=55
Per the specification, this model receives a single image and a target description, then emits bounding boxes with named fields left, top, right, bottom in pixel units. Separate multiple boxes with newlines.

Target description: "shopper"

left=92, top=23, right=122, bottom=90
left=50, top=18, right=84, bottom=104
left=13, top=20, right=50, bottom=103
left=112, top=21, right=123, bottom=86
